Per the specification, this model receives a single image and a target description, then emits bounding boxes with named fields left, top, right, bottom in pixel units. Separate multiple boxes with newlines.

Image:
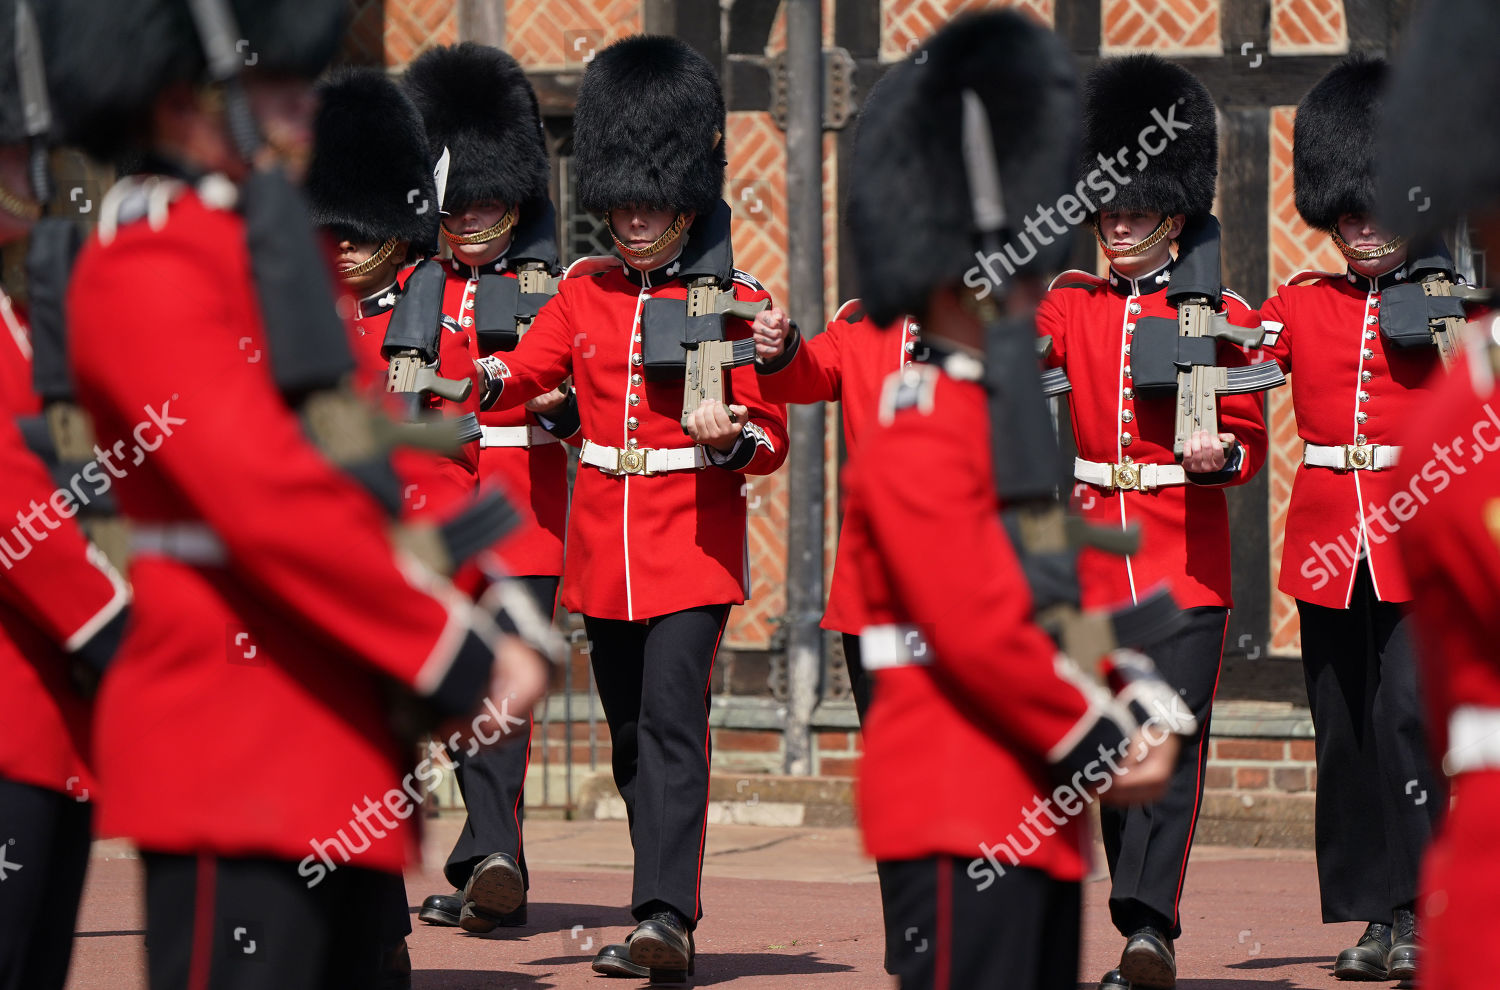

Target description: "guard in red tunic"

left=0, top=8, right=131, bottom=980
left=1256, top=55, right=1448, bottom=982
left=45, top=0, right=548, bottom=985
left=1379, top=6, right=1500, bottom=985
left=402, top=43, right=579, bottom=936
left=477, top=35, right=789, bottom=982
left=1035, top=57, right=1271, bottom=990
left=841, top=14, right=1183, bottom=989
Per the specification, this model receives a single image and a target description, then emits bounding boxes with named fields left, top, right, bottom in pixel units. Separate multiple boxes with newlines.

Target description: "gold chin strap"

left=610, top=212, right=689, bottom=260
left=341, top=237, right=400, bottom=279
left=1330, top=230, right=1406, bottom=262
left=442, top=203, right=518, bottom=246
left=0, top=178, right=41, bottom=222
left=1095, top=216, right=1173, bottom=260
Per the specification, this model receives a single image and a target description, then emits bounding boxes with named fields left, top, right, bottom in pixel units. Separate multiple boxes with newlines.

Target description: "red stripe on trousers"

left=188, top=854, right=217, bottom=990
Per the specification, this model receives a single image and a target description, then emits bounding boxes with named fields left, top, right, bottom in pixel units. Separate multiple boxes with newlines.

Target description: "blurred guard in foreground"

left=474, top=35, right=789, bottom=982
left=1380, top=2, right=1500, bottom=987
left=1039, top=56, right=1273, bottom=990
left=0, top=3, right=131, bottom=987
left=1258, top=55, right=1454, bottom=981
left=841, top=12, right=1184, bottom=989
left=43, top=1, right=548, bottom=986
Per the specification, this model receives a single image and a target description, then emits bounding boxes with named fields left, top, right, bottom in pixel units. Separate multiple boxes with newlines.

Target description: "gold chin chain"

left=1330, top=230, right=1406, bottom=262
left=341, top=237, right=400, bottom=279
left=442, top=203, right=518, bottom=246
left=0, top=178, right=41, bottom=223
left=610, top=212, right=688, bottom=260
left=1095, top=216, right=1173, bottom=260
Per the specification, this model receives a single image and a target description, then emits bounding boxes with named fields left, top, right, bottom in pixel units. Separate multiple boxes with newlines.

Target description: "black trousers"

left=442, top=575, right=558, bottom=891
left=143, top=852, right=394, bottom=990
left=881, top=856, right=1080, bottom=990
left=1101, top=605, right=1228, bottom=940
left=843, top=631, right=898, bottom=974
left=583, top=604, right=730, bottom=928
left=0, top=777, right=92, bottom=990
left=1297, top=563, right=1441, bottom=923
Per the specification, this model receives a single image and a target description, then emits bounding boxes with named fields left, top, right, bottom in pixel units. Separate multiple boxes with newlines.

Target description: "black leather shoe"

left=458, top=898, right=526, bottom=932
left=592, top=943, right=650, bottom=978
left=1334, top=922, right=1392, bottom=980
left=1099, top=969, right=1132, bottom=989
left=378, top=939, right=412, bottom=990
left=628, top=910, right=696, bottom=983
left=1119, top=927, right=1176, bottom=989
left=1387, top=909, right=1418, bottom=981
left=459, top=853, right=526, bottom=933
left=418, top=890, right=462, bottom=927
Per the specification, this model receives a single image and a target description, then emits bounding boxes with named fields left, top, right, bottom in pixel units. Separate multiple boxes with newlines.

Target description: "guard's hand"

left=685, top=398, right=748, bottom=452
left=1097, top=729, right=1181, bottom=807
left=753, top=307, right=792, bottom=360
left=525, top=387, right=570, bottom=413
left=438, top=634, right=550, bottom=756
left=1183, top=430, right=1234, bottom=473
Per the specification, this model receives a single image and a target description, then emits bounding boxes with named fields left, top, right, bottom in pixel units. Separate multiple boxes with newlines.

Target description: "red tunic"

left=442, top=258, right=569, bottom=577
left=68, top=183, right=496, bottom=873
left=843, top=357, right=1135, bottom=877
left=1037, top=264, right=1269, bottom=610
left=340, top=275, right=481, bottom=522
left=1259, top=266, right=1446, bottom=607
left=1394, top=328, right=1500, bottom=990
left=486, top=258, right=788, bottom=621
left=755, top=299, right=917, bottom=634
left=0, top=290, right=129, bottom=796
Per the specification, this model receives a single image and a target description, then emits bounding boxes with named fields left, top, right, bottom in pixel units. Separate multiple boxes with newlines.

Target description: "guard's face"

left=443, top=199, right=514, bottom=265
left=1337, top=213, right=1408, bottom=276
left=609, top=204, right=691, bottom=271
left=1100, top=209, right=1182, bottom=277
left=332, top=234, right=405, bottom=294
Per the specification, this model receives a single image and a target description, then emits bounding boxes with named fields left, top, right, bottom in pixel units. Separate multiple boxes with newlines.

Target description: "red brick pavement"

left=66, top=820, right=1397, bottom=989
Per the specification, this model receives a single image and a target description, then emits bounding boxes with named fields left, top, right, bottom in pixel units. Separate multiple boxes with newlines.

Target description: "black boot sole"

left=592, top=958, right=650, bottom=978
left=1119, top=945, right=1175, bottom=989
left=629, top=932, right=694, bottom=983
left=1387, top=948, right=1417, bottom=981
left=465, top=859, right=526, bottom=921
left=1333, top=957, right=1389, bottom=980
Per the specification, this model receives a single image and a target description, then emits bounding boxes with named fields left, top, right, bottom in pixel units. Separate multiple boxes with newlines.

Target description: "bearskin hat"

left=1378, top=0, right=1499, bottom=237
left=41, top=0, right=344, bottom=162
left=403, top=43, right=549, bottom=212
left=848, top=10, right=1080, bottom=325
left=1081, top=55, right=1218, bottom=220
left=304, top=68, right=439, bottom=250
left=1294, top=54, right=1387, bottom=232
left=573, top=35, right=726, bottom=216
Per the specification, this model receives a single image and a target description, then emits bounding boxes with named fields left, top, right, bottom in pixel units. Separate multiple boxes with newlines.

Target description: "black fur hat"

left=1378, top=0, right=1497, bottom=237
left=1294, top=54, right=1387, bottom=232
left=847, top=10, right=1079, bottom=325
left=403, top=43, right=549, bottom=212
left=305, top=68, right=438, bottom=250
left=573, top=35, right=725, bottom=216
left=1081, top=55, right=1218, bottom=220
left=41, top=0, right=344, bottom=162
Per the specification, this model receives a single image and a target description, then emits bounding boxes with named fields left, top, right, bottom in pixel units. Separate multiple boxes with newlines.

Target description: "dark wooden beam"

left=834, top=0, right=882, bottom=59
left=1055, top=0, right=1102, bottom=56
left=727, top=0, right=781, bottom=55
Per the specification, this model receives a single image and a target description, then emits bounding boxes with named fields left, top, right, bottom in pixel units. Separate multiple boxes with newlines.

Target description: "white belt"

left=1074, top=457, right=1186, bottom=492
left=860, top=623, right=933, bottom=671
left=1445, top=706, right=1500, bottom=775
left=579, top=438, right=707, bottom=476
left=479, top=425, right=560, bottom=449
left=129, top=522, right=228, bottom=565
left=1303, top=442, right=1401, bottom=471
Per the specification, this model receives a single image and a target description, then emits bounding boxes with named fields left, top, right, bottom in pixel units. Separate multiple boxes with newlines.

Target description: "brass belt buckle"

left=617, top=447, right=648, bottom=475
left=1112, top=462, right=1140, bottom=491
left=1344, top=443, right=1373, bottom=470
